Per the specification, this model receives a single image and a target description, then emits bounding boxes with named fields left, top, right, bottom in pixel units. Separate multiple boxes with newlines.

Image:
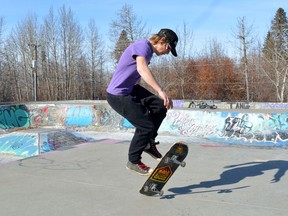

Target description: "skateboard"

left=140, top=142, right=188, bottom=196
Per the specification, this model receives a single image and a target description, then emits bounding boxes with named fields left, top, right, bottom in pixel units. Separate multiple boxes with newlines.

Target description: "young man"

left=106, top=28, right=178, bottom=175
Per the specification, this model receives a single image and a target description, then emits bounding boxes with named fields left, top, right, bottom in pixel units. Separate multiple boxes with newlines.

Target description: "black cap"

left=158, top=28, right=178, bottom=57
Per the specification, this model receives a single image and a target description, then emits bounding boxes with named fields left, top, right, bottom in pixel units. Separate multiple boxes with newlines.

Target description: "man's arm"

left=136, top=56, right=173, bottom=109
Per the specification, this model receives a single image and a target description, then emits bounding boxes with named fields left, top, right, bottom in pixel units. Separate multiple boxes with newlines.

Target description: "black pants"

left=107, top=85, right=167, bottom=163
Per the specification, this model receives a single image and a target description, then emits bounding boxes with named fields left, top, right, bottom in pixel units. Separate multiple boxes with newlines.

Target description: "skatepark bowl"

left=0, top=100, right=287, bottom=216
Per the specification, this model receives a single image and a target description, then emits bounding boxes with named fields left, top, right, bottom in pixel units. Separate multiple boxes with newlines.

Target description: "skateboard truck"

left=144, top=186, right=164, bottom=196
left=172, top=158, right=186, bottom=167
left=165, top=155, right=186, bottom=167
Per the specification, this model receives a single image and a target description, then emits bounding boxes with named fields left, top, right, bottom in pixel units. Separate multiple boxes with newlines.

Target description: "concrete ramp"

left=0, top=129, right=94, bottom=160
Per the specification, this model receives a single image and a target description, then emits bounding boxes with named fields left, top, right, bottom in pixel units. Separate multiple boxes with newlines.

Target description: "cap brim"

left=171, top=47, right=177, bottom=57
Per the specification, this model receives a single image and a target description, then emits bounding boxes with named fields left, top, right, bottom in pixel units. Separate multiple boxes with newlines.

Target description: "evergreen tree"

left=114, top=30, right=130, bottom=63
left=263, top=8, right=288, bottom=58
left=262, top=8, right=288, bottom=102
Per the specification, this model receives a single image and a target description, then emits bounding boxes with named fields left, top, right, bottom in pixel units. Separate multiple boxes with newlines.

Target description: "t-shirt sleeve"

left=131, top=42, right=150, bottom=61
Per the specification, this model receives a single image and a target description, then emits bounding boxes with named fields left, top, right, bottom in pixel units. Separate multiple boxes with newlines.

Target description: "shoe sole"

left=126, top=166, right=154, bottom=176
left=144, top=151, right=162, bottom=161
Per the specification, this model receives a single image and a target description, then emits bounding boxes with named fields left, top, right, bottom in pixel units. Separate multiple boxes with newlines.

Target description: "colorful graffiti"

left=65, top=105, right=93, bottom=126
left=0, top=105, right=30, bottom=130
left=0, top=130, right=93, bottom=157
left=161, top=110, right=288, bottom=146
left=227, top=102, right=250, bottom=109
left=172, top=100, right=185, bottom=108
left=0, top=133, right=38, bottom=156
left=259, top=103, right=288, bottom=109
left=28, top=105, right=65, bottom=127
left=0, top=102, right=287, bottom=149
left=161, top=110, right=219, bottom=137
left=218, top=112, right=288, bottom=145
left=120, top=118, right=134, bottom=129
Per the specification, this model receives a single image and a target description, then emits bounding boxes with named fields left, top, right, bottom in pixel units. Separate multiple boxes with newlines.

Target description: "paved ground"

left=0, top=131, right=287, bottom=216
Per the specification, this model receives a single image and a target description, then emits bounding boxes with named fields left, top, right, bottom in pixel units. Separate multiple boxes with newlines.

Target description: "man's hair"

left=149, top=34, right=167, bottom=45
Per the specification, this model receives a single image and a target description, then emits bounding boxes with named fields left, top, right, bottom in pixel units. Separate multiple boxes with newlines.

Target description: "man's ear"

left=159, top=36, right=167, bottom=43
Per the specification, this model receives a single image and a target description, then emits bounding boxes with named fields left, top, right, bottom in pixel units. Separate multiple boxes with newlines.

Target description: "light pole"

left=28, top=43, right=40, bottom=101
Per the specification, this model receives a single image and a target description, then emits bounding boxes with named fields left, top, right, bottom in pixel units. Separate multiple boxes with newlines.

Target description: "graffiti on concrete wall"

left=40, top=130, right=92, bottom=153
left=222, top=114, right=253, bottom=137
left=160, top=110, right=219, bottom=137
left=259, top=103, right=288, bottom=109
left=65, top=105, right=93, bottom=126
left=98, top=108, right=119, bottom=128
left=227, top=102, right=250, bottom=109
left=0, top=105, right=30, bottom=130
left=0, top=130, right=92, bottom=157
left=27, top=104, right=125, bottom=131
left=172, top=100, right=185, bottom=108
left=28, top=105, right=66, bottom=127
left=215, top=112, right=288, bottom=145
left=26, top=104, right=120, bottom=130
left=0, top=103, right=287, bottom=146
left=0, top=133, right=38, bottom=156
left=160, top=109, right=288, bottom=145
left=120, top=118, right=134, bottom=129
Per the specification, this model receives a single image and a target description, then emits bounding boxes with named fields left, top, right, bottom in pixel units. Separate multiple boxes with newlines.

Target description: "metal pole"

left=33, top=70, right=37, bottom=101
left=29, top=43, right=40, bottom=101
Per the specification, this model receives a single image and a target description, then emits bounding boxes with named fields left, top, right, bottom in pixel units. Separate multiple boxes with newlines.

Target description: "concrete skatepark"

left=0, top=100, right=287, bottom=215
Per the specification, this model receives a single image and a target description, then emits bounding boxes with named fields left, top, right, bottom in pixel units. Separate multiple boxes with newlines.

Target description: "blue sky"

left=1, top=0, right=288, bottom=54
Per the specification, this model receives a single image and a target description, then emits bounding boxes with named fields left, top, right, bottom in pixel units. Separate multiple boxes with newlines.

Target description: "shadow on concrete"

left=164, top=160, right=288, bottom=199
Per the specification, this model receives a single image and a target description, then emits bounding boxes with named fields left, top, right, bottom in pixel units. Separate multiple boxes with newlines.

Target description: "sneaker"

left=126, top=161, right=153, bottom=176
left=144, top=140, right=162, bottom=160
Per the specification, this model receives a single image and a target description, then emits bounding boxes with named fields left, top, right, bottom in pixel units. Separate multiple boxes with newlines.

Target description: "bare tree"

left=232, top=16, right=255, bottom=102
left=9, top=13, right=40, bottom=101
left=40, top=7, right=61, bottom=100
left=261, top=49, right=288, bottom=102
left=58, top=5, right=83, bottom=99
left=110, top=4, right=148, bottom=41
left=0, top=17, right=4, bottom=101
left=144, top=23, right=195, bottom=99
left=153, top=23, right=194, bottom=99
left=0, top=17, right=15, bottom=102
left=109, top=4, right=149, bottom=64
left=86, top=19, right=106, bottom=99
left=0, top=17, right=3, bottom=49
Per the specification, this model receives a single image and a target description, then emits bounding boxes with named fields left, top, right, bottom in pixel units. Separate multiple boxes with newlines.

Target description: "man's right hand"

left=158, top=90, right=173, bottom=109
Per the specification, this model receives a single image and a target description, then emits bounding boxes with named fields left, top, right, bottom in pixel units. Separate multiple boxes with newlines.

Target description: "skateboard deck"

left=140, top=142, right=188, bottom=196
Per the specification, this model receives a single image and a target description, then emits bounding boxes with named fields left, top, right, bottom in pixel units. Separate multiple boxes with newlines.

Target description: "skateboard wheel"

left=143, top=186, right=149, bottom=192
left=158, top=190, right=164, bottom=196
left=180, top=161, right=186, bottom=167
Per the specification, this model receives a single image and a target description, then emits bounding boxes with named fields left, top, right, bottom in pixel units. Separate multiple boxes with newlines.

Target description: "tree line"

left=0, top=5, right=287, bottom=102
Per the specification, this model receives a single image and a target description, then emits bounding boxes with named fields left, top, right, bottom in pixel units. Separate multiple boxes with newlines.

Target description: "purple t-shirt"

left=107, top=39, right=153, bottom=96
